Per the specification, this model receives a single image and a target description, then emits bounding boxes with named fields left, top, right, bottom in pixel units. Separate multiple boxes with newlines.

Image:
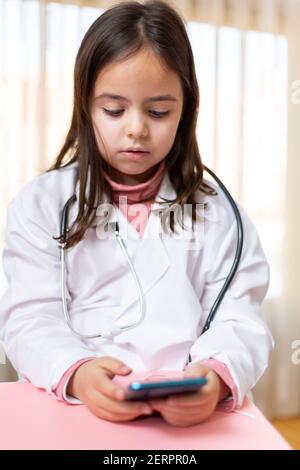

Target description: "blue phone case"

left=125, top=377, right=208, bottom=401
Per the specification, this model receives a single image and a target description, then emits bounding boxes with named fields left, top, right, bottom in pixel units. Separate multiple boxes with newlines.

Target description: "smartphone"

left=124, top=377, right=208, bottom=401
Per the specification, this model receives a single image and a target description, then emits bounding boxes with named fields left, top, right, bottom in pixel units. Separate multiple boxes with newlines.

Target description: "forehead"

left=93, top=48, right=183, bottom=100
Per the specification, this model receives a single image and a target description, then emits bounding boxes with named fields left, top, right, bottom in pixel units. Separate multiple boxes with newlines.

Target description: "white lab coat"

left=0, top=162, right=274, bottom=407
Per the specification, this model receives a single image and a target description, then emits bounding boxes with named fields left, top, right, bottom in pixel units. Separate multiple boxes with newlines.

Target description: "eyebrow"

left=95, top=93, right=178, bottom=103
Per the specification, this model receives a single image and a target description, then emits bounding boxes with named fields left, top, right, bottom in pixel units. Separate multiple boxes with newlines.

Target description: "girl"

left=0, top=0, right=273, bottom=427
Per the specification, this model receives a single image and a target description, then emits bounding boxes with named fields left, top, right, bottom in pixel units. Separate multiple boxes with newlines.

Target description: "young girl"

left=0, top=0, right=273, bottom=427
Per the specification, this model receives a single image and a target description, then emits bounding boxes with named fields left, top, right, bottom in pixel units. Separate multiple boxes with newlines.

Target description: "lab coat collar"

left=72, top=165, right=177, bottom=229
left=73, top=162, right=176, bottom=198
left=70, top=165, right=219, bottom=234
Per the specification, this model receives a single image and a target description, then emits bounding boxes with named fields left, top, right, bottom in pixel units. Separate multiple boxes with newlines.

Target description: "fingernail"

left=120, top=366, right=131, bottom=373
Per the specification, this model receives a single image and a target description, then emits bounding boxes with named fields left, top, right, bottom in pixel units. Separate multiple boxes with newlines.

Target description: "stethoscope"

left=54, top=166, right=243, bottom=340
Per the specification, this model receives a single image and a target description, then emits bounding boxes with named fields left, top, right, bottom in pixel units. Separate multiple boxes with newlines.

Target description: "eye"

left=102, top=108, right=170, bottom=119
left=103, top=108, right=123, bottom=117
left=150, top=110, right=170, bottom=118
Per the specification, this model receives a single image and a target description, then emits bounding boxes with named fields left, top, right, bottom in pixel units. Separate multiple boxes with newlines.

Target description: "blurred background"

left=0, top=0, right=299, bottom=445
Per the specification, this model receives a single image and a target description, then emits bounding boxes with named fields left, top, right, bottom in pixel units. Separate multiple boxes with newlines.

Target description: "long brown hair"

left=47, top=0, right=216, bottom=248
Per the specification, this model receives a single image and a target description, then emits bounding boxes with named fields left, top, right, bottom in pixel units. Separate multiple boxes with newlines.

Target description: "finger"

left=93, top=372, right=126, bottom=402
left=184, top=368, right=217, bottom=391
left=149, top=393, right=211, bottom=414
left=149, top=389, right=209, bottom=409
left=160, top=409, right=209, bottom=427
left=93, top=405, right=152, bottom=423
left=88, top=404, right=137, bottom=423
left=151, top=400, right=209, bottom=422
left=166, top=393, right=212, bottom=408
left=165, top=390, right=206, bottom=405
left=148, top=398, right=165, bottom=409
left=91, top=389, right=153, bottom=417
left=97, top=357, right=132, bottom=378
left=184, top=363, right=210, bottom=378
left=164, top=374, right=217, bottom=409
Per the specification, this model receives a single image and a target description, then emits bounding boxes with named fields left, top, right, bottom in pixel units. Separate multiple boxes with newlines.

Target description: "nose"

left=125, top=112, right=148, bottom=138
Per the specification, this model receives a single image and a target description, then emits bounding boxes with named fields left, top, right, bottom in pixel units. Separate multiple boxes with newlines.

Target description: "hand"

left=148, top=362, right=230, bottom=427
left=67, top=357, right=153, bottom=422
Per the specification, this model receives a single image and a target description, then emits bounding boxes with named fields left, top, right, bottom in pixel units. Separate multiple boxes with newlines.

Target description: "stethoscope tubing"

left=54, top=167, right=243, bottom=339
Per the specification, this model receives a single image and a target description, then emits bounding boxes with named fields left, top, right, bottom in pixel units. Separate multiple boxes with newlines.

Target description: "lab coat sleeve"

left=189, top=200, right=274, bottom=408
left=54, top=357, right=96, bottom=404
left=0, top=191, right=101, bottom=394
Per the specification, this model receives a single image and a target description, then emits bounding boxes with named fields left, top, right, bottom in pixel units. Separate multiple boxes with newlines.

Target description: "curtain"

left=0, top=0, right=299, bottom=419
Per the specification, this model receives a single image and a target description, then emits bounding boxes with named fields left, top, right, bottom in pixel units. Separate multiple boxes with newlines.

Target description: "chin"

left=117, top=164, right=151, bottom=175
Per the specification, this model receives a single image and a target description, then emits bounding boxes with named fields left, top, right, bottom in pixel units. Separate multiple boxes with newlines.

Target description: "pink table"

left=0, top=381, right=291, bottom=450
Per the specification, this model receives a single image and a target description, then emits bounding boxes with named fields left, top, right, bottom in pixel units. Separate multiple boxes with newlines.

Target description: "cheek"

left=156, top=121, right=180, bottom=149
left=92, top=116, right=119, bottom=149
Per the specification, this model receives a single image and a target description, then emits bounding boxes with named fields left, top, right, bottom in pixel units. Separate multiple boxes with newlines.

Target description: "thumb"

left=98, top=357, right=132, bottom=378
left=184, top=362, right=210, bottom=379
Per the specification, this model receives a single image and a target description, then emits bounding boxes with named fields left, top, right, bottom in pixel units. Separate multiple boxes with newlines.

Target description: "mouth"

left=121, top=150, right=149, bottom=160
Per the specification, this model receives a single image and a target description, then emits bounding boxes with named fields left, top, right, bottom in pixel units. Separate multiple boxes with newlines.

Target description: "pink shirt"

left=104, top=159, right=167, bottom=236
left=53, top=161, right=237, bottom=410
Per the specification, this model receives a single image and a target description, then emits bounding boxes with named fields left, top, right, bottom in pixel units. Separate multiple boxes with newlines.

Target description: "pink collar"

left=103, top=160, right=166, bottom=204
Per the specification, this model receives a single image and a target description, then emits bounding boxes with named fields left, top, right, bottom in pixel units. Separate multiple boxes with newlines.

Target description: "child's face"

left=90, top=47, right=184, bottom=185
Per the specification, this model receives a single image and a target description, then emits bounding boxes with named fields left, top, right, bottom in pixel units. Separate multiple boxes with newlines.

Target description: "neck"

left=103, top=162, right=162, bottom=186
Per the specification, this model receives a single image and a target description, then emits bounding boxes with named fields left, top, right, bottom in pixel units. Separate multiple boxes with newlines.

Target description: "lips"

left=121, top=150, right=148, bottom=160
left=124, top=149, right=149, bottom=153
